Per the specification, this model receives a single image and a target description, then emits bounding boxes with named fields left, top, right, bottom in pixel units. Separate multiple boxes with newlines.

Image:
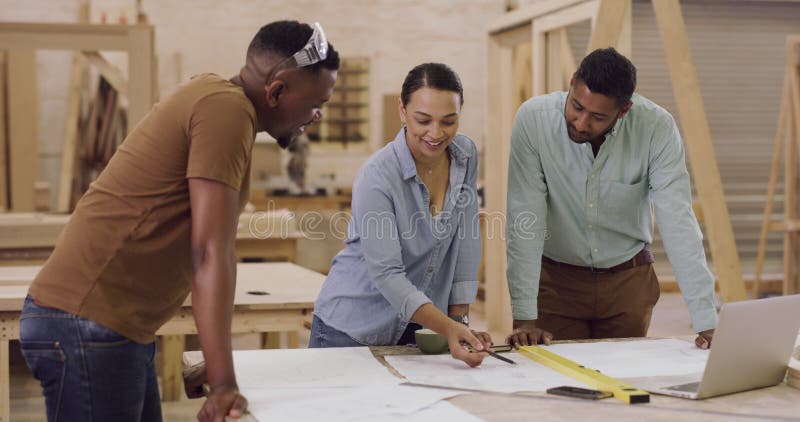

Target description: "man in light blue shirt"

left=505, top=48, right=717, bottom=349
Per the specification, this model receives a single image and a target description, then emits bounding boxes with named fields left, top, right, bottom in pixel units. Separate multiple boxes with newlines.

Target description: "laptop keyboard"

left=666, top=381, right=700, bottom=392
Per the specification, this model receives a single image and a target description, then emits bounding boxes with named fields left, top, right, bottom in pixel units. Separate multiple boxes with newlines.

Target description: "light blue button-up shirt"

left=314, top=129, right=481, bottom=345
left=507, top=91, right=717, bottom=333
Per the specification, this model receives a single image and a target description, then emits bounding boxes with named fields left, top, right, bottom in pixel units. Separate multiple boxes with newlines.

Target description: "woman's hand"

left=471, top=330, right=493, bottom=348
left=443, top=321, right=489, bottom=367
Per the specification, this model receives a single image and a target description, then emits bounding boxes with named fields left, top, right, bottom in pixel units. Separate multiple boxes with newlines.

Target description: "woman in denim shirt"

left=311, top=63, right=492, bottom=367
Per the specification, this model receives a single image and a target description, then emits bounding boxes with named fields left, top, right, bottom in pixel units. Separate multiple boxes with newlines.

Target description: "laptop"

left=636, top=294, right=800, bottom=399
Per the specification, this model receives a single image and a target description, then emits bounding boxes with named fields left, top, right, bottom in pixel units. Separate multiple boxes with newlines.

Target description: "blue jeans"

left=308, top=314, right=421, bottom=347
left=19, top=296, right=162, bottom=422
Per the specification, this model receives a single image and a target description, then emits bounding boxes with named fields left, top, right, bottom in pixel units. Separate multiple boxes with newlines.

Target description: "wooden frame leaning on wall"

left=0, top=22, right=156, bottom=212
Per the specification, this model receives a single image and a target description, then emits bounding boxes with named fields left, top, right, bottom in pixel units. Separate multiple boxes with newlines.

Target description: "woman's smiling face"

left=400, top=87, right=462, bottom=163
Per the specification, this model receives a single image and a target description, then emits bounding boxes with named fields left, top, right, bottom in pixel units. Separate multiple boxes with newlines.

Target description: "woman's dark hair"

left=401, top=63, right=464, bottom=106
left=247, top=20, right=340, bottom=73
left=573, top=47, right=636, bottom=108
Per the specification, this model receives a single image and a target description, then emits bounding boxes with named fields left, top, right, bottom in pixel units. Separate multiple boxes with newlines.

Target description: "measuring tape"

left=519, top=345, right=650, bottom=404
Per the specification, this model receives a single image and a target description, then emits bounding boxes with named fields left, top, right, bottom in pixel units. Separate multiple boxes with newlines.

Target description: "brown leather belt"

left=542, top=245, right=654, bottom=274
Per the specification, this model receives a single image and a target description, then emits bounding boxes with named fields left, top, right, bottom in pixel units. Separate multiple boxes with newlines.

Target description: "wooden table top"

left=179, top=342, right=800, bottom=421
left=0, top=211, right=304, bottom=249
left=0, top=262, right=325, bottom=312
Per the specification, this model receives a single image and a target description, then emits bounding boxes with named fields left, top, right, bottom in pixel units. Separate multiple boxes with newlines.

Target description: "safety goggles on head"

left=286, top=22, right=328, bottom=68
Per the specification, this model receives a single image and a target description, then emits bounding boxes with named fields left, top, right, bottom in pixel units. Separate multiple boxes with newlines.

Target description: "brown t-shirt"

left=29, top=74, right=256, bottom=344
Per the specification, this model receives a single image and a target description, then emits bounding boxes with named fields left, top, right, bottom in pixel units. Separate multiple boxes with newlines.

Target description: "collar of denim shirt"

left=391, top=126, right=472, bottom=181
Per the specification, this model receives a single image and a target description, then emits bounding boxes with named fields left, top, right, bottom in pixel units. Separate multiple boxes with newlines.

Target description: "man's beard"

left=566, top=118, right=617, bottom=144
left=276, top=135, right=294, bottom=149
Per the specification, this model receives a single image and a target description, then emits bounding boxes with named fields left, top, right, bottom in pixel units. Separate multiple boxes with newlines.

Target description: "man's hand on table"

left=506, top=320, right=553, bottom=348
left=695, top=329, right=714, bottom=349
left=198, top=384, right=248, bottom=422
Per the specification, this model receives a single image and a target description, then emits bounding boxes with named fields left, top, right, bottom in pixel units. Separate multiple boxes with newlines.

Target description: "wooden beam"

left=0, top=22, right=132, bottom=51
left=6, top=50, right=38, bottom=212
left=56, top=54, right=86, bottom=213
left=546, top=30, right=563, bottom=92
left=512, top=42, right=533, bottom=108
left=533, top=0, right=599, bottom=34
left=0, top=22, right=156, bottom=136
left=532, top=1, right=599, bottom=96
left=488, top=0, right=585, bottom=34
left=755, top=73, right=790, bottom=296
left=126, top=25, right=155, bottom=131
left=652, top=0, right=746, bottom=302
left=0, top=340, right=8, bottom=422
left=558, top=28, right=577, bottom=83
left=768, top=220, right=800, bottom=233
left=495, top=22, right=534, bottom=47
left=616, top=0, right=632, bottom=57
left=785, top=39, right=800, bottom=295
left=82, top=51, right=127, bottom=96
left=586, top=0, right=629, bottom=53
left=0, top=51, right=7, bottom=211
left=485, top=31, right=520, bottom=334
left=533, top=27, right=546, bottom=96
left=158, top=335, right=185, bottom=402
left=54, top=4, right=89, bottom=213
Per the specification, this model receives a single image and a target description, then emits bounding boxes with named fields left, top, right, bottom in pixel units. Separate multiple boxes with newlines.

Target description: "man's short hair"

left=573, top=47, right=636, bottom=108
left=247, top=20, right=340, bottom=72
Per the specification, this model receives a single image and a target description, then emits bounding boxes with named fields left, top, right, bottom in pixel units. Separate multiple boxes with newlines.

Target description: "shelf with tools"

left=307, top=57, right=370, bottom=149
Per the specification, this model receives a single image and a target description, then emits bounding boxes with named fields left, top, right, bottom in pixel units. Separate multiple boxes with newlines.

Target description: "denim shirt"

left=314, top=129, right=481, bottom=345
left=506, top=91, right=717, bottom=333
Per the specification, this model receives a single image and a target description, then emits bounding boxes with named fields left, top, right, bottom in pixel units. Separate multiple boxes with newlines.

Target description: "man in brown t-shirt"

left=21, top=20, right=338, bottom=421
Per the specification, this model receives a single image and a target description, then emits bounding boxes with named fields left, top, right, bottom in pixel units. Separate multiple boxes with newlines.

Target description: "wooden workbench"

left=0, top=212, right=303, bottom=265
left=0, top=262, right=325, bottom=422
left=249, top=192, right=352, bottom=212
left=180, top=341, right=799, bottom=421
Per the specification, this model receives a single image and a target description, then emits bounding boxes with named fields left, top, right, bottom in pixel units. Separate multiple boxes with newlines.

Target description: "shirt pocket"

left=601, top=180, right=648, bottom=228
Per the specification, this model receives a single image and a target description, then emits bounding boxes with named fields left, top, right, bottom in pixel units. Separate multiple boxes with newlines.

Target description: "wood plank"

left=0, top=213, right=70, bottom=249
left=558, top=28, right=577, bottom=83
left=158, top=334, right=185, bottom=401
left=0, top=51, right=6, bottom=211
left=6, top=49, right=38, bottom=212
left=586, top=0, right=629, bottom=53
left=0, top=211, right=298, bottom=249
left=82, top=51, right=127, bottom=96
left=56, top=53, right=86, bottom=213
left=0, top=340, right=7, bottom=422
left=512, top=41, right=532, bottom=107
left=0, top=22, right=132, bottom=51
left=786, top=41, right=800, bottom=295
left=532, top=26, right=546, bottom=96
left=485, top=31, right=521, bottom=334
left=616, top=0, right=632, bottom=57
left=286, top=331, right=299, bottom=349
left=382, top=93, right=401, bottom=145
left=652, top=0, right=746, bottom=302
left=546, top=29, right=563, bottom=92
left=532, top=0, right=598, bottom=34
left=532, top=0, right=599, bottom=96
left=263, top=332, right=281, bottom=349
left=488, top=0, right=586, bottom=34
left=768, top=220, right=800, bottom=233
left=754, top=73, right=789, bottom=296
left=126, top=25, right=155, bottom=133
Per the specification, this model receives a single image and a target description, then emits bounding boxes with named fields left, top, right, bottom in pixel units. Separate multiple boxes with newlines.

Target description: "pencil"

left=487, top=350, right=516, bottom=365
